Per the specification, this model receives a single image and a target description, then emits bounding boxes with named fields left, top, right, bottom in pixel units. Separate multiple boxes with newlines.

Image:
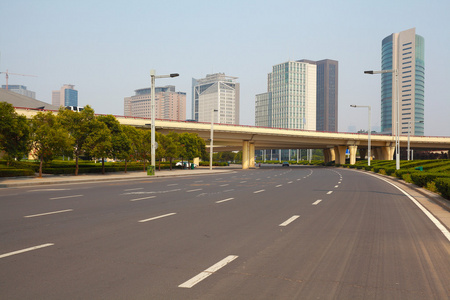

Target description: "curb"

left=341, top=167, right=450, bottom=212
left=0, top=169, right=236, bottom=188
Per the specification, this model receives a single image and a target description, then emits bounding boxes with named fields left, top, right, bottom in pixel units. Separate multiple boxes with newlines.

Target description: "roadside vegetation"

left=0, top=102, right=207, bottom=177
left=337, top=159, right=450, bottom=201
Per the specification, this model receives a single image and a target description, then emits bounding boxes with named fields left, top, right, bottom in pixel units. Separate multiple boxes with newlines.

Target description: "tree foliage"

left=30, top=111, right=73, bottom=177
left=58, top=105, right=97, bottom=175
left=0, top=102, right=30, bottom=163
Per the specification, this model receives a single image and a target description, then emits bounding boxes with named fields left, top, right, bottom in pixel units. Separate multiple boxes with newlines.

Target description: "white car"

left=175, top=161, right=197, bottom=168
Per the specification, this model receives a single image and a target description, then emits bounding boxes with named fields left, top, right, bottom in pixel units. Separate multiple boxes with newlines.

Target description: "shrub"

left=0, top=169, right=35, bottom=177
left=410, top=172, right=450, bottom=187
left=435, top=178, right=450, bottom=200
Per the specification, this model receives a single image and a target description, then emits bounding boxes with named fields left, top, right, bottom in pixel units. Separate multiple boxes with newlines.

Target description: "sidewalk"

left=0, top=167, right=237, bottom=188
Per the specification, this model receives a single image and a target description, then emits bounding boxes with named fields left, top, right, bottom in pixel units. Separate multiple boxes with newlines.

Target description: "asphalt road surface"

left=1, top=166, right=449, bottom=299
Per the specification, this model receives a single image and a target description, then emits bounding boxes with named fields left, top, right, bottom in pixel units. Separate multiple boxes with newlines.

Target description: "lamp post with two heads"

left=364, top=69, right=400, bottom=170
left=150, top=70, right=179, bottom=169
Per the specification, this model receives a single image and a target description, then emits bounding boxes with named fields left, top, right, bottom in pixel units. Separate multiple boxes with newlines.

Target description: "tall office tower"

left=314, top=59, right=338, bottom=132
left=52, top=84, right=78, bottom=107
left=192, top=73, right=240, bottom=124
left=124, top=85, right=186, bottom=120
left=1, top=85, right=36, bottom=99
left=256, top=60, right=317, bottom=130
left=381, top=28, right=424, bottom=136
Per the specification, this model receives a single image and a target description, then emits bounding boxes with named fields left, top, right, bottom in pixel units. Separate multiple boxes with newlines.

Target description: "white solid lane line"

left=327, top=191, right=333, bottom=194
left=366, top=172, right=450, bottom=242
left=187, top=189, right=202, bottom=192
left=0, top=243, right=54, bottom=259
left=279, top=215, right=300, bottom=227
left=139, top=213, right=176, bottom=223
left=24, top=209, right=73, bottom=218
left=124, top=188, right=144, bottom=191
left=253, top=190, right=265, bottom=194
left=312, top=200, right=322, bottom=205
left=130, top=196, right=156, bottom=202
left=179, top=255, right=239, bottom=288
left=216, top=198, right=234, bottom=204
left=50, top=195, right=83, bottom=200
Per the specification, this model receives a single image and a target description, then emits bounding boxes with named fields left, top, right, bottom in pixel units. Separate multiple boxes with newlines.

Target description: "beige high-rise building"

left=52, top=84, right=78, bottom=107
left=124, top=85, right=186, bottom=121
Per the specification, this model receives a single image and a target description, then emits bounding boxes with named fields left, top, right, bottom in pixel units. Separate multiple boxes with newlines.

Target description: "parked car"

left=175, top=161, right=197, bottom=168
left=282, top=161, right=290, bottom=167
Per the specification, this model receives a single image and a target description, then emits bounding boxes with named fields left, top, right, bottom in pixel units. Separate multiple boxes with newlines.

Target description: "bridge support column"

left=380, top=145, right=395, bottom=160
left=334, top=146, right=347, bottom=165
left=373, top=147, right=381, bottom=160
left=323, top=149, right=331, bottom=164
left=242, top=140, right=250, bottom=169
left=249, top=143, right=255, bottom=168
left=323, top=148, right=335, bottom=164
left=349, top=145, right=358, bottom=165
left=359, top=148, right=367, bottom=160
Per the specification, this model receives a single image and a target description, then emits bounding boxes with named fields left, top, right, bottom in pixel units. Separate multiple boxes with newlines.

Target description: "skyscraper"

left=192, top=73, right=240, bottom=124
left=124, top=85, right=186, bottom=120
left=381, top=28, right=424, bottom=136
left=256, top=60, right=317, bottom=130
left=52, top=84, right=78, bottom=107
left=315, top=59, right=338, bottom=132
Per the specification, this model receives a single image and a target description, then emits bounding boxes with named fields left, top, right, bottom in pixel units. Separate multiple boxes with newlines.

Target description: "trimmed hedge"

left=410, top=172, right=450, bottom=188
left=0, top=168, right=35, bottom=177
left=435, top=178, right=450, bottom=200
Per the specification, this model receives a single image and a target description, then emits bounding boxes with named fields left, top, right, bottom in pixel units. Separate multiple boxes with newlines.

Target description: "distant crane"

left=0, top=69, right=37, bottom=90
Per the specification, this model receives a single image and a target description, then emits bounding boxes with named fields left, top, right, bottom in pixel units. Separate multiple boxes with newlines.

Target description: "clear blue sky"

left=1, top=0, right=449, bottom=136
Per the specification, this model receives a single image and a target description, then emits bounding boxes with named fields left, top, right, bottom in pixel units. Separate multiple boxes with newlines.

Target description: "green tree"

left=83, top=119, right=112, bottom=174
left=0, top=102, right=30, bottom=164
left=164, top=132, right=181, bottom=170
left=30, top=111, right=73, bottom=177
left=118, top=125, right=137, bottom=172
left=97, top=115, right=131, bottom=172
left=58, top=105, right=97, bottom=175
left=135, top=130, right=151, bottom=170
left=178, top=132, right=206, bottom=164
left=155, top=132, right=166, bottom=171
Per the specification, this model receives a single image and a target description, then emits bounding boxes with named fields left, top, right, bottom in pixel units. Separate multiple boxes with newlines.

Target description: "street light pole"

left=210, top=109, right=218, bottom=170
left=350, top=105, right=371, bottom=166
left=150, top=70, right=179, bottom=170
left=364, top=69, right=400, bottom=170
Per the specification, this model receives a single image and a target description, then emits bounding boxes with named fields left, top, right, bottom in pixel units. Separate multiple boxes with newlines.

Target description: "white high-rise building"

left=381, top=28, right=425, bottom=136
left=192, top=73, right=240, bottom=124
left=256, top=60, right=317, bottom=130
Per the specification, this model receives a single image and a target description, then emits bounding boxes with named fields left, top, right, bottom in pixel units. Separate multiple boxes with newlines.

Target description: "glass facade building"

left=315, top=59, right=338, bottom=132
left=255, top=61, right=316, bottom=130
left=381, top=28, right=424, bottom=136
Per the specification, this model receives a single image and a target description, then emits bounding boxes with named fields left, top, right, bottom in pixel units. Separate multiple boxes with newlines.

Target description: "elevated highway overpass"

left=16, top=108, right=450, bottom=169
